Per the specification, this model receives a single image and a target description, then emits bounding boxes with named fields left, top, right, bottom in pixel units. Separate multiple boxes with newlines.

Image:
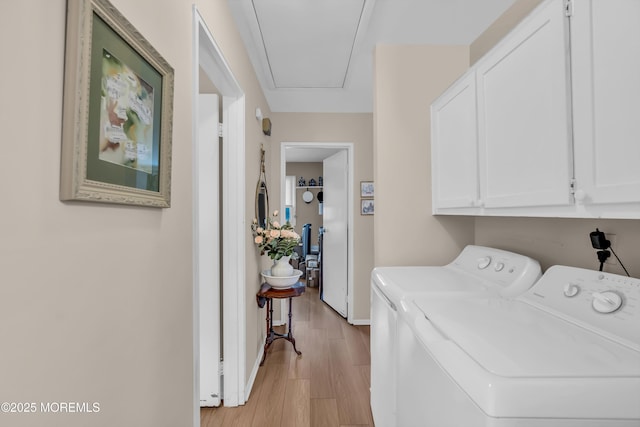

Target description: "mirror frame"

left=255, top=145, right=269, bottom=228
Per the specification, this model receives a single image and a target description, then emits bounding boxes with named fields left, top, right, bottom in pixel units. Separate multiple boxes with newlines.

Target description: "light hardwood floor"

left=201, top=285, right=374, bottom=427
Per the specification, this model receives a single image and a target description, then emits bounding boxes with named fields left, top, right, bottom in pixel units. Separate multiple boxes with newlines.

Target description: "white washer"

left=370, top=245, right=541, bottom=427
left=397, top=266, right=640, bottom=426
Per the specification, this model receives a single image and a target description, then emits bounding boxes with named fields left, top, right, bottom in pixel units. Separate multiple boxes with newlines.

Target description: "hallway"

left=201, top=286, right=374, bottom=426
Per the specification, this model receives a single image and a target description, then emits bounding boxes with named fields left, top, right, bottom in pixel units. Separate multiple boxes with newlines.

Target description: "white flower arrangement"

left=251, top=210, right=300, bottom=260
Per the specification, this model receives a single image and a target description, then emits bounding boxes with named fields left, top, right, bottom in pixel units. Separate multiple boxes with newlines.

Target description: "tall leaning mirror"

left=255, top=145, right=269, bottom=229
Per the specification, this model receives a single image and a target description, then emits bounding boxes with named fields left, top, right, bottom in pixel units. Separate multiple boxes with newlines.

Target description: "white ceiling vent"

left=252, top=0, right=365, bottom=89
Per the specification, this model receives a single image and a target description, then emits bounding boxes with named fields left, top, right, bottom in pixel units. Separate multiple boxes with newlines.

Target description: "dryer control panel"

left=449, top=245, right=541, bottom=297
left=522, top=265, right=640, bottom=349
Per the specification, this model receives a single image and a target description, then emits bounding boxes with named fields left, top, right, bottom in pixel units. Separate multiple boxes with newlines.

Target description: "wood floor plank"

left=215, top=408, right=242, bottom=427
left=200, top=407, right=214, bottom=427
left=310, top=398, right=340, bottom=427
left=356, top=325, right=371, bottom=355
left=288, top=320, right=311, bottom=379
left=323, top=303, right=346, bottom=340
left=308, top=288, right=344, bottom=339
left=309, top=290, right=328, bottom=330
left=328, top=339, right=374, bottom=425
left=293, top=288, right=311, bottom=321
left=359, top=365, right=371, bottom=390
left=251, top=363, right=287, bottom=427
left=281, top=379, right=311, bottom=427
left=341, top=321, right=370, bottom=366
left=309, top=327, right=334, bottom=398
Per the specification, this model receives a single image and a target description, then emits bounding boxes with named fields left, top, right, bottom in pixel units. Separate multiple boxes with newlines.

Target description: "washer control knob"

left=592, top=291, right=623, bottom=313
left=477, top=256, right=491, bottom=269
left=563, top=283, right=580, bottom=297
left=494, top=262, right=505, bottom=272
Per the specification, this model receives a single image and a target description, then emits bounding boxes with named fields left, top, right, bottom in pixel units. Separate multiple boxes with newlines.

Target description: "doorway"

left=193, top=6, right=247, bottom=425
left=280, top=142, right=355, bottom=322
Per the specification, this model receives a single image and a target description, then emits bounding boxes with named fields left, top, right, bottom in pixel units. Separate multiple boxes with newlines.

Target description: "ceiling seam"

left=341, top=0, right=367, bottom=89
left=251, top=0, right=277, bottom=88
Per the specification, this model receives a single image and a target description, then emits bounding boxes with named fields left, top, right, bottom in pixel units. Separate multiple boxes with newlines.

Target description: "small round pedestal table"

left=256, top=281, right=305, bottom=366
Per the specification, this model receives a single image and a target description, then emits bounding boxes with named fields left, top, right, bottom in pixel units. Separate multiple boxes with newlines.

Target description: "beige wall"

left=373, top=45, right=475, bottom=268
left=470, top=0, right=545, bottom=64
left=269, top=113, right=374, bottom=321
left=0, top=0, right=270, bottom=425
left=470, top=0, right=640, bottom=276
left=286, top=162, right=324, bottom=244
left=475, top=217, right=640, bottom=277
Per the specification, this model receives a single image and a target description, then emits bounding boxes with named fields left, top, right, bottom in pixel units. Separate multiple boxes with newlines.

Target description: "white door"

left=322, top=150, right=348, bottom=317
left=197, top=94, right=221, bottom=407
left=477, top=0, right=573, bottom=208
left=571, top=0, right=640, bottom=205
left=431, top=70, right=479, bottom=211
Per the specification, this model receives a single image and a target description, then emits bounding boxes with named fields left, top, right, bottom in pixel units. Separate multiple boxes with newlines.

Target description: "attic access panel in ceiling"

left=253, top=0, right=365, bottom=89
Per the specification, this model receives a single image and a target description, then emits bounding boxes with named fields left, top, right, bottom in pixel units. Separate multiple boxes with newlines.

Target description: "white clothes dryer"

left=370, top=245, right=541, bottom=427
left=397, top=265, right=640, bottom=426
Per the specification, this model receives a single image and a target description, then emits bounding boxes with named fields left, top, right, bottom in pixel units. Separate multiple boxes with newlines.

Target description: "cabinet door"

left=571, top=0, right=640, bottom=205
left=477, top=0, right=573, bottom=208
left=431, top=71, right=479, bottom=211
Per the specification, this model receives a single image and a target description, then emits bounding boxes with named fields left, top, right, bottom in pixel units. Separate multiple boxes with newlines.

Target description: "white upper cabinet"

left=431, top=71, right=479, bottom=209
left=431, top=0, right=640, bottom=218
left=476, top=0, right=572, bottom=208
left=571, top=0, right=640, bottom=209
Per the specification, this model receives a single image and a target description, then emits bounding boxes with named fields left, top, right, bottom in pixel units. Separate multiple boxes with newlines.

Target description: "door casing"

left=193, top=8, right=247, bottom=427
left=280, top=142, right=355, bottom=322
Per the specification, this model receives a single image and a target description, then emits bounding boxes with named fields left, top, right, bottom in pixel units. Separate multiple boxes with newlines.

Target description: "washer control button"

left=477, top=257, right=491, bottom=269
left=494, top=262, right=505, bottom=272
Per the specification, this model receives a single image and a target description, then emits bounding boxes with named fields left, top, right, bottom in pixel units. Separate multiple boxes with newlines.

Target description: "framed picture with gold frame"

left=60, top=0, right=174, bottom=207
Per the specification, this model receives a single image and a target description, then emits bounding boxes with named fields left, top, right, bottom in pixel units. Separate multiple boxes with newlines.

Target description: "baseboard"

left=244, top=345, right=264, bottom=403
left=350, top=318, right=370, bottom=326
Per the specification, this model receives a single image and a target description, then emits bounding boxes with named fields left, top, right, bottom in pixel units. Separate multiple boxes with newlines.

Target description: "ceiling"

left=228, top=0, right=516, bottom=113
left=285, top=147, right=342, bottom=163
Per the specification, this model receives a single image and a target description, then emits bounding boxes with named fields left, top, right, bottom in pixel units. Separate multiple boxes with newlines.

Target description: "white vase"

left=270, top=255, right=294, bottom=277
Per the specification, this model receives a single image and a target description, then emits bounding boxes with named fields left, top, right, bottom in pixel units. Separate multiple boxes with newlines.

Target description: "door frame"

left=280, top=142, right=355, bottom=322
left=193, top=7, right=246, bottom=425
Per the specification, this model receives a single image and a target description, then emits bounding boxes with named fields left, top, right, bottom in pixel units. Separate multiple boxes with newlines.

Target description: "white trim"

left=280, top=142, right=355, bottom=323
left=192, top=12, right=201, bottom=426
left=245, top=345, right=265, bottom=402
left=350, top=318, right=371, bottom=326
left=222, top=95, right=246, bottom=407
left=193, top=8, right=247, bottom=425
